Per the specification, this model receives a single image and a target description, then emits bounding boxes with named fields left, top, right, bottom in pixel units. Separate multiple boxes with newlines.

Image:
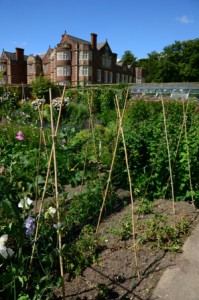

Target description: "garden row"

left=0, top=84, right=199, bottom=299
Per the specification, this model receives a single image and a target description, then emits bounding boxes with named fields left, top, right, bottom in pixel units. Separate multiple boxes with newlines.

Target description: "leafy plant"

left=141, top=215, right=190, bottom=251
left=31, top=76, right=57, bottom=101
left=135, top=198, right=154, bottom=215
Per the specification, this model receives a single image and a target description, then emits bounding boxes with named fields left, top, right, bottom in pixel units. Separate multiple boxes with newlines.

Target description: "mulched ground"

left=54, top=197, right=199, bottom=300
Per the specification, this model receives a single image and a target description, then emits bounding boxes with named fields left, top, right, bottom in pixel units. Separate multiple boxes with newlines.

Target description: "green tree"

left=120, top=50, right=137, bottom=65
left=137, top=51, right=160, bottom=82
left=137, top=38, right=199, bottom=82
left=31, top=76, right=57, bottom=101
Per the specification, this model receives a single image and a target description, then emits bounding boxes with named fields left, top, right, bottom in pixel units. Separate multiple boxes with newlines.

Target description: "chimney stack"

left=16, top=48, right=24, bottom=61
left=91, top=33, right=97, bottom=49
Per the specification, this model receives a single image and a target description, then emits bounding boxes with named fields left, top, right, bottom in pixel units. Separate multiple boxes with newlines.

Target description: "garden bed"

left=53, top=197, right=199, bottom=299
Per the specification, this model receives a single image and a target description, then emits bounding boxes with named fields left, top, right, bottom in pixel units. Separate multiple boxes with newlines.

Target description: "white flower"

left=44, top=206, right=56, bottom=219
left=7, top=248, right=14, bottom=257
left=48, top=207, right=56, bottom=217
left=0, top=245, right=8, bottom=259
left=0, top=234, right=8, bottom=245
left=53, top=222, right=62, bottom=230
left=0, top=234, right=14, bottom=259
left=18, top=197, right=33, bottom=209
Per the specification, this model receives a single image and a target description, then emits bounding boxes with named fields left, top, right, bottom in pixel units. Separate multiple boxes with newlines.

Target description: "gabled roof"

left=3, top=51, right=16, bottom=60
left=1, top=50, right=28, bottom=61
left=67, top=34, right=90, bottom=45
left=97, top=42, right=106, bottom=50
left=59, top=32, right=90, bottom=46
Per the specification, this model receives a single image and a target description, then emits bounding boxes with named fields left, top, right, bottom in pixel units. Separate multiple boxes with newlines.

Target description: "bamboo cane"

left=182, top=100, right=194, bottom=206
left=27, top=86, right=66, bottom=289
left=163, top=100, right=189, bottom=200
left=49, top=89, right=65, bottom=299
left=96, top=89, right=129, bottom=233
left=115, top=94, right=140, bottom=279
left=161, top=96, right=176, bottom=218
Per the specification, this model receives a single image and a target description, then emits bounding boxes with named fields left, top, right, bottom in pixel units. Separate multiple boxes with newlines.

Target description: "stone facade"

left=0, top=32, right=145, bottom=86
left=0, top=48, right=27, bottom=84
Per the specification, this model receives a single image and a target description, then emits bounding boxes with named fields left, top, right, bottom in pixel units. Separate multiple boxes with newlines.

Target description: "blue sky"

left=1, top=0, right=198, bottom=60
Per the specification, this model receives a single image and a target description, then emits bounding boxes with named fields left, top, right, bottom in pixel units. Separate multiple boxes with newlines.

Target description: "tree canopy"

left=120, top=50, right=137, bottom=65
left=136, top=38, right=199, bottom=82
left=31, top=76, right=57, bottom=101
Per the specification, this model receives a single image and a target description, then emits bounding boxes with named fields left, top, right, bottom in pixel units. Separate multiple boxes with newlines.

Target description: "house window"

left=121, top=74, right=125, bottom=82
left=0, top=64, right=6, bottom=72
left=125, top=75, right=128, bottom=82
left=83, top=66, right=88, bottom=76
left=0, top=75, right=6, bottom=84
left=129, top=76, right=132, bottom=83
left=116, top=73, right=120, bottom=83
left=97, top=69, right=101, bottom=82
left=57, top=51, right=71, bottom=60
left=136, top=78, right=142, bottom=84
left=104, top=71, right=108, bottom=83
left=57, top=66, right=71, bottom=76
left=109, top=72, right=113, bottom=83
left=79, top=66, right=88, bottom=76
left=43, top=64, right=48, bottom=74
left=79, top=51, right=89, bottom=60
left=28, top=64, right=33, bottom=74
left=102, top=54, right=111, bottom=68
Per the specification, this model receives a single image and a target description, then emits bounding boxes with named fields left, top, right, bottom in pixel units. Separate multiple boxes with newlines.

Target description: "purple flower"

left=24, top=216, right=35, bottom=236
left=16, top=131, right=24, bottom=141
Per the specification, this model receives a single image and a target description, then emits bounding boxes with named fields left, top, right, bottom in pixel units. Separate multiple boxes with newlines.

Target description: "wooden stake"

left=27, top=87, right=66, bottom=293
left=161, top=97, right=176, bottom=218
left=182, top=100, right=194, bottom=206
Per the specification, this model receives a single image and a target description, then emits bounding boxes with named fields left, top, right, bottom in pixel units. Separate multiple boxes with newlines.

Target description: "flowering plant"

left=31, top=98, right=45, bottom=110
left=18, top=196, right=33, bottom=210
left=0, top=234, right=14, bottom=259
left=16, top=131, right=24, bottom=141
left=24, top=216, right=36, bottom=236
left=52, top=97, right=69, bottom=110
left=44, top=206, right=56, bottom=219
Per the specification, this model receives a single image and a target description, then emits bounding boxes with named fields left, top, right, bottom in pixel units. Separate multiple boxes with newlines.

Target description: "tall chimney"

left=91, top=33, right=97, bottom=49
left=16, top=48, right=24, bottom=61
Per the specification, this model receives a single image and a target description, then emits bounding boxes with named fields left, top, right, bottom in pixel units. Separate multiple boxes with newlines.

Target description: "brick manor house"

left=0, top=32, right=145, bottom=86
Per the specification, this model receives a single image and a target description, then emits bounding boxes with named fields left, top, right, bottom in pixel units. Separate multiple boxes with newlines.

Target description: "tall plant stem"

left=87, top=91, right=104, bottom=197
left=34, top=104, right=49, bottom=213
left=96, top=90, right=129, bottom=234
left=161, top=97, right=176, bottom=218
left=183, top=100, right=194, bottom=206
left=80, top=96, right=93, bottom=193
left=49, top=89, right=65, bottom=299
left=27, top=86, right=66, bottom=290
left=115, top=94, right=140, bottom=279
left=163, top=100, right=189, bottom=200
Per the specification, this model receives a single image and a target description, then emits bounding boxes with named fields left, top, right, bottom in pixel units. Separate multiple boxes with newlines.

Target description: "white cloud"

left=176, top=15, right=193, bottom=24
left=11, top=41, right=28, bottom=47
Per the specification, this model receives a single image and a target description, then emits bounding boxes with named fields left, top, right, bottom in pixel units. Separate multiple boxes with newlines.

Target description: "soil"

left=53, top=194, right=199, bottom=300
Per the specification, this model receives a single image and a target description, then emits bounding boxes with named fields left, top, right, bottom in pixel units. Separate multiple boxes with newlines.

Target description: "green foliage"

left=66, top=101, right=88, bottom=128
left=115, top=99, right=199, bottom=202
left=31, top=76, right=57, bottom=101
left=62, top=224, right=98, bottom=277
left=141, top=215, right=190, bottom=251
left=120, top=50, right=137, bottom=65
left=0, top=89, right=19, bottom=118
left=137, top=38, right=199, bottom=82
left=0, top=86, right=199, bottom=298
left=135, top=198, right=154, bottom=215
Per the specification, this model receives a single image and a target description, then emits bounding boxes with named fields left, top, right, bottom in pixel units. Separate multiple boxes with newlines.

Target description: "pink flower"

left=16, top=131, right=24, bottom=141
